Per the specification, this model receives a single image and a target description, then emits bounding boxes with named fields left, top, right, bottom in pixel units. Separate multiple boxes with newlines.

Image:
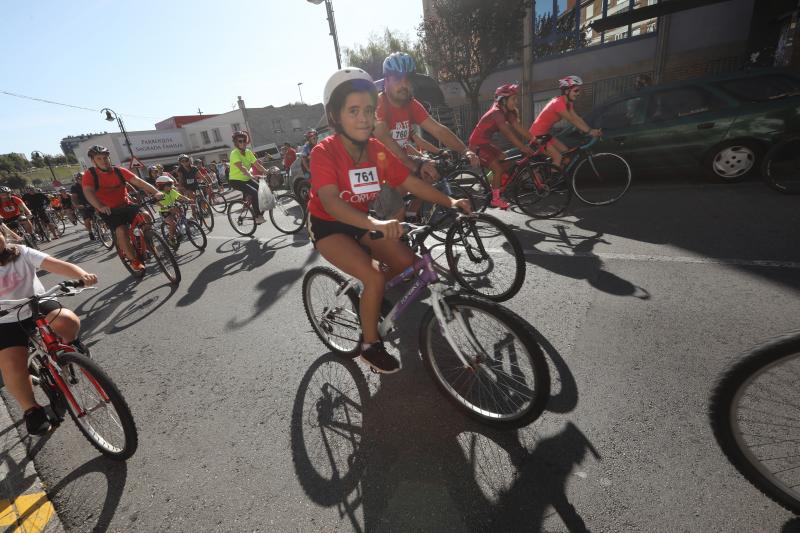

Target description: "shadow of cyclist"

left=292, top=308, right=597, bottom=532
left=176, top=239, right=276, bottom=307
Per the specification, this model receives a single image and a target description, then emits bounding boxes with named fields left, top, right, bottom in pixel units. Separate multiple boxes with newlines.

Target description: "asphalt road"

left=5, top=180, right=800, bottom=532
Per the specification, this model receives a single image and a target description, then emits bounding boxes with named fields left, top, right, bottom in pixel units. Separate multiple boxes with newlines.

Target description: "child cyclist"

left=0, top=231, right=97, bottom=435
left=307, top=68, right=472, bottom=374
left=529, top=75, right=601, bottom=168
left=155, top=175, right=190, bottom=244
left=468, top=84, right=537, bottom=209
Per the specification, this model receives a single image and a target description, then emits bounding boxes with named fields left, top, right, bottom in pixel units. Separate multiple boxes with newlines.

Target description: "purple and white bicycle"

left=301, top=222, right=550, bottom=429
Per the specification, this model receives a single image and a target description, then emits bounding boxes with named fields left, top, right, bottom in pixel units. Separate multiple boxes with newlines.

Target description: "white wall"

left=182, top=110, right=246, bottom=151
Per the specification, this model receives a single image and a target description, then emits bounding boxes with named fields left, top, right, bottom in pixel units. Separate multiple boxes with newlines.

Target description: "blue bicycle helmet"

left=383, top=52, right=416, bottom=76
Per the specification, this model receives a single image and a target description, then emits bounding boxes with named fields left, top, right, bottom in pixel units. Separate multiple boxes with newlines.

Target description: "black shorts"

left=181, top=181, right=201, bottom=191
left=61, top=200, right=73, bottom=209
left=2, top=215, right=22, bottom=226
left=307, top=214, right=367, bottom=246
left=0, top=300, right=61, bottom=350
left=80, top=206, right=95, bottom=220
left=99, top=205, right=139, bottom=231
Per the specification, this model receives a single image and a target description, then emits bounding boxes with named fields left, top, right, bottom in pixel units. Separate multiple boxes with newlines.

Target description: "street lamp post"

left=31, top=151, right=57, bottom=183
left=297, top=82, right=304, bottom=104
left=306, top=0, right=342, bottom=69
left=101, top=107, right=141, bottom=178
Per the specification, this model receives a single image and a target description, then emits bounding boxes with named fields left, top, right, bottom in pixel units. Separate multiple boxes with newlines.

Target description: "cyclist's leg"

left=0, top=346, right=36, bottom=410
left=21, top=217, right=34, bottom=235
left=546, top=137, right=568, bottom=168
left=45, top=307, right=80, bottom=344
left=164, top=211, right=177, bottom=237
left=363, top=236, right=415, bottom=281
left=316, top=234, right=385, bottom=344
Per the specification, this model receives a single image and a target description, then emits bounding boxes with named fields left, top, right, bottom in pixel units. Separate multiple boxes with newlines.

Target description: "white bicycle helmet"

left=155, top=175, right=174, bottom=188
left=323, top=67, right=374, bottom=108
left=559, top=75, right=584, bottom=89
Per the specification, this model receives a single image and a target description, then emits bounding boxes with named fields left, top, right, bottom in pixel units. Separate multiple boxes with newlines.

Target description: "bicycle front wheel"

left=571, top=152, right=631, bottom=206
left=762, top=137, right=800, bottom=194
left=54, top=216, right=66, bottom=237
left=227, top=200, right=257, bottom=236
left=445, top=213, right=525, bottom=302
left=159, top=222, right=180, bottom=252
left=447, top=169, right=491, bottom=212
left=195, top=198, right=215, bottom=232
left=514, top=162, right=571, bottom=219
left=420, top=182, right=476, bottom=243
left=145, top=229, right=181, bottom=284
left=56, top=351, right=138, bottom=460
left=302, top=266, right=362, bottom=357
left=95, top=217, right=114, bottom=250
left=185, top=219, right=207, bottom=250
left=208, top=191, right=229, bottom=213
left=270, top=193, right=307, bottom=234
left=709, top=332, right=800, bottom=513
left=419, top=294, right=550, bottom=429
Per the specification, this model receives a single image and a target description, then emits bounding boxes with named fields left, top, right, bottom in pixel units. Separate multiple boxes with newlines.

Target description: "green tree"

left=343, top=29, right=428, bottom=80
left=1, top=175, right=26, bottom=189
left=418, top=0, right=526, bottom=119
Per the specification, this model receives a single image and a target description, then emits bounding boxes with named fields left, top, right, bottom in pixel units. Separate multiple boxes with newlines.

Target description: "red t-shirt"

left=375, top=93, right=429, bottom=148
left=308, top=135, right=408, bottom=221
left=81, top=166, right=137, bottom=209
left=283, top=148, right=297, bottom=168
left=0, top=196, right=25, bottom=220
left=530, top=95, right=570, bottom=137
left=468, top=103, right=519, bottom=147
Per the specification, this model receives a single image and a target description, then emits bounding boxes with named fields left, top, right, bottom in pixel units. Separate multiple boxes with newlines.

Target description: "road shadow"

left=520, top=221, right=650, bottom=299
left=291, top=296, right=595, bottom=532
left=176, top=238, right=277, bottom=307
left=72, top=277, right=141, bottom=340
left=105, top=282, right=179, bottom=334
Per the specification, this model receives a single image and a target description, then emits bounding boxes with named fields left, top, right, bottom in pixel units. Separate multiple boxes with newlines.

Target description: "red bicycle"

left=0, top=280, right=138, bottom=460
left=111, top=197, right=181, bottom=284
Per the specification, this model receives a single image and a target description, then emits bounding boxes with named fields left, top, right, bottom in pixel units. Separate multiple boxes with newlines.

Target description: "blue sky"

left=0, top=0, right=424, bottom=156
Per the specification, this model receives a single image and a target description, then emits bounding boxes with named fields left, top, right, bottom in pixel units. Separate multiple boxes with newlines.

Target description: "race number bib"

left=349, top=167, right=380, bottom=194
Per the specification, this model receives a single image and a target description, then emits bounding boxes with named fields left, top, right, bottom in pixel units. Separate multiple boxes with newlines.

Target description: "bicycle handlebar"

left=0, top=279, right=88, bottom=310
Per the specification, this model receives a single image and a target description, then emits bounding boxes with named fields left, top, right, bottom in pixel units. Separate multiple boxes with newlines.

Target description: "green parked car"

left=584, top=69, right=800, bottom=182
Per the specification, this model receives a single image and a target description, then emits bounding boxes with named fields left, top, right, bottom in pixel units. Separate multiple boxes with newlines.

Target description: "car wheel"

left=707, top=141, right=760, bottom=183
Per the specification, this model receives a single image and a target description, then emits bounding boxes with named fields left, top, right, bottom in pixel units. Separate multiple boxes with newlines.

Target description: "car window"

left=647, top=88, right=717, bottom=122
left=598, top=96, right=647, bottom=129
left=716, top=75, right=800, bottom=102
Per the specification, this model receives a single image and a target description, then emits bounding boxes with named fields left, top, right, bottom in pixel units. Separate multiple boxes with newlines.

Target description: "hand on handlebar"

left=451, top=198, right=473, bottom=214
left=420, top=161, right=439, bottom=182
left=464, top=150, right=480, bottom=168
left=588, top=128, right=602, bottom=138
left=79, top=273, right=98, bottom=287
left=370, top=218, right=404, bottom=240
left=98, top=205, right=111, bottom=215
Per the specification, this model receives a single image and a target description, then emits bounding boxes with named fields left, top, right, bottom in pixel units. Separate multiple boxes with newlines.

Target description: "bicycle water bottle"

left=132, top=227, right=142, bottom=237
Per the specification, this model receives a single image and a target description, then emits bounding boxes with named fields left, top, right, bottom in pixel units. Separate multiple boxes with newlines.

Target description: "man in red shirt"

left=282, top=143, right=297, bottom=173
left=81, top=145, right=162, bottom=272
left=529, top=75, right=601, bottom=168
left=0, top=187, right=34, bottom=235
left=372, top=52, right=478, bottom=219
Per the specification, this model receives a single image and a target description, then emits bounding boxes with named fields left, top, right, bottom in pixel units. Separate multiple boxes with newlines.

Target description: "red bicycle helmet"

left=494, top=84, right=519, bottom=101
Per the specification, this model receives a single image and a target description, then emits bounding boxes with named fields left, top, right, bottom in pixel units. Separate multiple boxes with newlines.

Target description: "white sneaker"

left=254, top=215, right=265, bottom=224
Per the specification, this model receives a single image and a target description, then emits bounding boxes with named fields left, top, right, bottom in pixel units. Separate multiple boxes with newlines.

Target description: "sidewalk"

left=0, top=389, right=65, bottom=533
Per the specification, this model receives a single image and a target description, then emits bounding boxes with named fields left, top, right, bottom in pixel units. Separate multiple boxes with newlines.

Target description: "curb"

left=0, top=390, right=65, bottom=533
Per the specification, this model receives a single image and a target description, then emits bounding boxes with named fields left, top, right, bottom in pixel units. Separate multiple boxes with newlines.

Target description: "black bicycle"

left=709, top=330, right=800, bottom=513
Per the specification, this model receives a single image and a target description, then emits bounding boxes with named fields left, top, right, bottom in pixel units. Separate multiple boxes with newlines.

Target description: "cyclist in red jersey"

left=81, top=145, right=163, bottom=272
left=529, top=75, right=601, bottom=168
left=468, top=84, right=537, bottom=209
left=307, top=68, right=471, bottom=374
left=0, top=187, right=34, bottom=235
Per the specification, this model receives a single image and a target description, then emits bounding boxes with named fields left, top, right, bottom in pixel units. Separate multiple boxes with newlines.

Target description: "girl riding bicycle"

left=0, top=231, right=97, bottom=435
left=307, top=68, right=471, bottom=374
left=468, top=84, right=537, bottom=209
left=155, top=175, right=191, bottom=243
left=529, top=75, right=601, bottom=169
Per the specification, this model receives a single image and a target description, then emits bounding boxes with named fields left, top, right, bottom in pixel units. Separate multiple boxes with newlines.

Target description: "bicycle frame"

left=329, top=234, right=480, bottom=367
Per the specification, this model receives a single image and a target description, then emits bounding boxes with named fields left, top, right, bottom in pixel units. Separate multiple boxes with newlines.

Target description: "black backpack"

left=88, top=166, right=126, bottom=190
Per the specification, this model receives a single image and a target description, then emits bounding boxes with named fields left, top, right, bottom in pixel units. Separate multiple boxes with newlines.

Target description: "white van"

left=252, top=143, right=281, bottom=164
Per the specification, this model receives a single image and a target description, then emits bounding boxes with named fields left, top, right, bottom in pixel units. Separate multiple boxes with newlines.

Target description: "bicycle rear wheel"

left=571, top=152, right=631, bottom=206
left=95, top=217, right=114, bottom=249
left=54, top=216, right=66, bottom=237
left=56, top=351, right=138, bottom=460
left=185, top=219, right=207, bottom=250
left=144, top=229, right=181, bottom=284
left=445, top=213, right=525, bottom=302
left=709, top=332, right=800, bottom=513
left=226, top=200, right=257, bottom=236
left=208, top=191, right=229, bottom=213
left=270, top=193, right=307, bottom=234
left=762, top=137, right=800, bottom=194
left=514, top=162, right=571, bottom=219
left=419, top=294, right=550, bottom=429
left=447, top=169, right=491, bottom=212
left=419, top=182, right=475, bottom=243
left=302, top=267, right=362, bottom=357
left=159, top=222, right=180, bottom=252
